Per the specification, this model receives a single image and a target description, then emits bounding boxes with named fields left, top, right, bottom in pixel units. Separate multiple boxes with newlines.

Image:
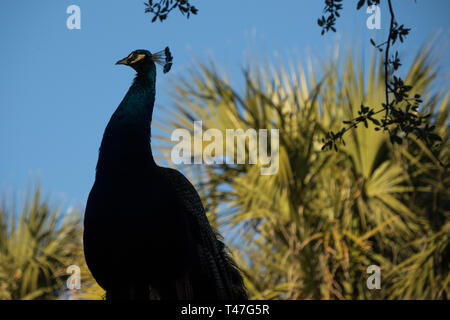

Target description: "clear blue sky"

left=0, top=0, right=448, bottom=207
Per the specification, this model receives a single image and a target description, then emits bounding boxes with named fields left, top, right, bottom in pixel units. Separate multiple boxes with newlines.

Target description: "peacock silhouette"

left=83, top=47, right=247, bottom=300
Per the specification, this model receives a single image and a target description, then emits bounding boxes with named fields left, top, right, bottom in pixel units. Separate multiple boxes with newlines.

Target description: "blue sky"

left=0, top=0, right=448, bottom=207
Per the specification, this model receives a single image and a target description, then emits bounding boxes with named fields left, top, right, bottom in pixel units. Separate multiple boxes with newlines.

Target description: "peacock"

left=83, top=47, right=247, bottom=300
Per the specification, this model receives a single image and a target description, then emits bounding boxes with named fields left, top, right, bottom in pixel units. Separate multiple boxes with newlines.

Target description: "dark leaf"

left=357, top=0, right=366, bottom=10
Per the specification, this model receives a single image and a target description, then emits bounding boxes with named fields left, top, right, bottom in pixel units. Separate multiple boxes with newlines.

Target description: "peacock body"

left=83, top=48, right=247, bottom=300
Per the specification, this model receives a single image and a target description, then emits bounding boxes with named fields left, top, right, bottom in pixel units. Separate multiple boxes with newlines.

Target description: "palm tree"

left=155, top=44, right=449, bottom=299
left=0, top=188, right=104, bottom=299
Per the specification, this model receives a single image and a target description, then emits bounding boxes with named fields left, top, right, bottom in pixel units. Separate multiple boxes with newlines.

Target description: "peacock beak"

left=115, top=57, right=129, bottom=65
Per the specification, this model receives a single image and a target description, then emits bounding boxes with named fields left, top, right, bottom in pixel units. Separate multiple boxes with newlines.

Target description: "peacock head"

left=115, top=47, right=173, bottom=74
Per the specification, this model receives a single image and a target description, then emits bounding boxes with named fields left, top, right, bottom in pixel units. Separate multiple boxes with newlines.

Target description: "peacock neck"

left=112, top=68, right=157, bottom=128
left=97, top=69, right=158, bottom=174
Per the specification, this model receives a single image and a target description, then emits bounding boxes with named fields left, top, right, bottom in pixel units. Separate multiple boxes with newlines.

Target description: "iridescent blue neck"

left=97, top=68, right=158, bottom=174
left=111, top=68, right=156, bottom=127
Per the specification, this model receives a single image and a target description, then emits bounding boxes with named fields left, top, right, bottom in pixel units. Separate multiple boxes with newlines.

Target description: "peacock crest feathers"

left=152, top=46, right=173, bottom=74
